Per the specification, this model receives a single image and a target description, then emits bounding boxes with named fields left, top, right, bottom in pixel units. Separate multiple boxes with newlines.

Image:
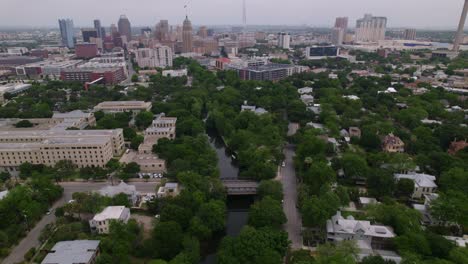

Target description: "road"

left=281, top=144, right=303, bottom=249
left=2, top=181, right=158, bottom=264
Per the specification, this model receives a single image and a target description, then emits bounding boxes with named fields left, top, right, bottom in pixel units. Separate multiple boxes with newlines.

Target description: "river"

left=200, top=130, right=254, bottom=264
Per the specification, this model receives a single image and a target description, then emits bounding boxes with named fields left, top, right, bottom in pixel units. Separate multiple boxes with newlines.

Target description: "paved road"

left=2, top=181, right=158, bottom=264
left=281, top=145, right=303, bottom=249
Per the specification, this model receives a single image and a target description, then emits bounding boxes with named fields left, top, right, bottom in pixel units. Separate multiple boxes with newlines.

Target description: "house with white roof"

left=327, top=211, right=401, bottom=263
left=98, top=181, right=139, bottom=206
left=297, top=87, right=313, bottom=94
left=157, top=182, right=181, bottom=198
left=394, top=172, right=437, bottom=199
left=300, top=94, right=315, bottom=105
left=0, top=190, right=8, bottom=200
left=89, top=206, right=130, bottom=234
left=241, top=103, right=268, bottom=115
left=41, top=240, right=100, bottom=264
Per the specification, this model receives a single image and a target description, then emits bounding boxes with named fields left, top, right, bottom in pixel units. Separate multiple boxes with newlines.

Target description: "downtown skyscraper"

left=182, top=16, right=193, bottom=53
left=118, top=15, right=132, bottom=41
left=58, top=18, right=75, bottom=48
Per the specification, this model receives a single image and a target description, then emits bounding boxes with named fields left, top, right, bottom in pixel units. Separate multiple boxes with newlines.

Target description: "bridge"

left=221, top=178, right=259, bottom=195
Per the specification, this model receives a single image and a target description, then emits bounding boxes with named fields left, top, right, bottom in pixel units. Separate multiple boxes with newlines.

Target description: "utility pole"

left=453, top=0, right=468, bottom=51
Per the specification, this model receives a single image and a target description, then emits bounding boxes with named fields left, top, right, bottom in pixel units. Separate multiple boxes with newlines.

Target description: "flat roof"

left=93, top=206, right=127, bottom=221
left=41, top=240, right=100, bottom=264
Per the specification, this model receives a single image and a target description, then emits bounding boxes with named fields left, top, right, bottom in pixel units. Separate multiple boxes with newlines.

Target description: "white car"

left=281, top=161, right=286, bottom=167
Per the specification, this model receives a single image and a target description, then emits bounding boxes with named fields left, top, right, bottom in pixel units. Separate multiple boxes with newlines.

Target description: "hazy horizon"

left=1, top=0, right=467, bottom=29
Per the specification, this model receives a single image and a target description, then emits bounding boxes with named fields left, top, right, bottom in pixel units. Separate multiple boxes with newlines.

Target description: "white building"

left=277, top=32, right=290, bottom=49
left=0, top=83, right=31, bottom=102
left=98, top=182, right=139, bottom=206
left=93, top=101, right=152, bottom=113
left=41, top=240, right=100, bottom=264
left=135, top=46, right=173, bottom=68
left=300, top=94, right=314, bottom=105
left=162, top=69, right=188, bottom=77
left=327, top=211, right=400, bottom=263
left=394, top=172, right=437, bottom=199
left=89, top=206, right=130, bottom=234
left=157, top=182, right=181, bottom=198
left=355, top=14, right=387, bottom=42
left=297, top=87, right=313, bottom=94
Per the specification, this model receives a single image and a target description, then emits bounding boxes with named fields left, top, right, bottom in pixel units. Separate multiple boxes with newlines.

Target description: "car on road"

left=46, top=209, right=53, bottom=215
left=282, top=161, right=286, bottom=167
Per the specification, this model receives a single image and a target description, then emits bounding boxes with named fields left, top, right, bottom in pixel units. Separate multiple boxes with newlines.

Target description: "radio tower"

left=243, top=0, right=247, bottom=29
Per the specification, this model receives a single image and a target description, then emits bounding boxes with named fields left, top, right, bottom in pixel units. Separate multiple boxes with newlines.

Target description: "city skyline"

left=1, top=0, right=467, bottom=29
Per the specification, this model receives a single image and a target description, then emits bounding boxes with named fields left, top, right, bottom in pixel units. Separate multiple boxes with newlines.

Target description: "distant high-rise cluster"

left=155, top=20, right=169, bottom=41
left=331, top=17, right=348, bottom=45
left=94, top=19, right=105, bottom=39
left=118, top=15, right=132, bottom=42
left=277, top=32, right=290, bottom=49
left=182, top=16, right=193, bottom=53
left=404, top=29, right=417, bottom=40
left=355, top=14, right=387, bottom=42
left=58, top=18, right=75, bottom=48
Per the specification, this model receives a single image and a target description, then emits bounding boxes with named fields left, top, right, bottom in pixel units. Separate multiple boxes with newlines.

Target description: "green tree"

left=122, top=162, right=140, bottom=174
left=395, top=178, right=414, bottom=198
left=135, top=111, right=154, bottom=128
left=152, top=221, right=184, bottom=260
left=130, top=135, right=144, bottom=150
left=258, top=180, right=283, bottom=201
left=248, top=196, right=286, bottom=229
left=302, top=161, right=335, bottom=195
left=15, top=120, right=33, bottom=128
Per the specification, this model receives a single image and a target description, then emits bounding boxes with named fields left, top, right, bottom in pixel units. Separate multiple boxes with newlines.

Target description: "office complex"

left=58, top=19, right=75, bottom=48
left=118, top=15, right=132, bottom=42
left=355, top=14, right=387, bottom=42
left=81, top=28, right=98, bottom=43
left=75, top=43, right=98, bottom=59
left=238, top=63, right=295, bottom=81
left=61, top=67, right=125, bottom=85
left=155, top=20, right=169, bottom=41
left=0, top=118, right=124, bottom=172
left=94, top=19, right=105, bottom=39
left=135, top=46, right=173, bottom=68
left=404, top=29, right=417, bottom=40
left=306, top=46, right=339, bottom=59
left=277, top=32, right=290, bottom=49
left=182, top=16, right=193, bottom=53
left=335, top=17, right=348, bottom=30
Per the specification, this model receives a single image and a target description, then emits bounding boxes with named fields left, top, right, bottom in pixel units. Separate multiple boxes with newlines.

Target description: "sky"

left=1, top=0, right=467, bottom=29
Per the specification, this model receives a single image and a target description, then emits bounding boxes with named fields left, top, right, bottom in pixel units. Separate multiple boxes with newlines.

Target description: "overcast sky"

left=1, top=0, right=467, bottom=29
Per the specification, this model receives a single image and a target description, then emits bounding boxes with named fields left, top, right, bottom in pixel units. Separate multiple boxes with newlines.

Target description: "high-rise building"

left=135, top=46, right=173, bottom=68
left=94, top=19, right=105, bottom=39
left=118, top=15, right=132, bottom=41
left=404, top=29, right=417, bottom=40
left=110, top=24, right=118, bottom=35
left=331, top=27, right=345, bottom=45
left=58, top=18, right=75, bottom=48
left=355, top=14, right=387, bottom=42
left=198, top=26, right=208, bottom=38
left=155, top=20, right=170, bottom=41
left=277, top=32, right=290, bottom=49
left=332, top=16, right=348, bottom=45
left=182, top=16, right=193, bottom=53
left=82, top=28, right=98, bottom=42
left=335, top=17, right=348, bottom=31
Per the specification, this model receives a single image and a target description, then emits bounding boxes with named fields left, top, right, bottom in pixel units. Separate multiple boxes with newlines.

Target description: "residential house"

left=98, top=181, right=139, bottom=206
left=382, top=133, right=405, bottom=153
left=394, top=172, right=437, bottom=199
left=297, top=87, right=313, bottom=94
left=448, top=139, right=468, bottom=155
left=300, top=94, right=314, bottom=105
left=157, top=182, right=181, bottom=198
left=358, top=197, right=379, bottom=208
left=412, top=193, right=444, bottom=226
left=89, top=206, right=130, bottom=234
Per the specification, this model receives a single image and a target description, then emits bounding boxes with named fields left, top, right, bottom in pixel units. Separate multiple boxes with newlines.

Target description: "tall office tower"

left=277, top=32, right=290, bottom=49
left=182, top=16, right=193, bottom=53
left=118, top=15, right=132, bottom=41
left=58, top=18, right=75, bottom=48
left=82, top=28, right=98, bottom=42
left=453, top=0, right=468, bottom=51
left=110, top=24, right=118, bottom=35
left=94, top=19, right=102, bottom=39
left=334, top=17, right=348, bottom=31
left=198, top=26, right=208, bottom=38
left=355, top=14, right=387, bottom=42
left=404, top=29, right=417, bottom=40
left=331, top=27, right=345, bottom=45
left=155, top=20, right=169, bottom=41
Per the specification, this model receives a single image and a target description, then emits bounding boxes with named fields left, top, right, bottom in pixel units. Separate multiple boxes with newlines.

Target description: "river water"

left=200, top=131, right=254, bottom=264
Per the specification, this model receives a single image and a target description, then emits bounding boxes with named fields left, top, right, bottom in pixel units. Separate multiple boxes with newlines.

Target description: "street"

left=281, top=144, right=303, bottom=249
left=2, top=181, right=158, bottom=264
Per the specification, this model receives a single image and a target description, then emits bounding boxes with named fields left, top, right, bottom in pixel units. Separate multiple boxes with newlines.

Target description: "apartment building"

left=355, top=14, right=387, bottom=42
left=135, top=46, right=173, bottom=68
left=89, top=206, right=130, bottom=234
left=93, top=101, right=152, bottom=113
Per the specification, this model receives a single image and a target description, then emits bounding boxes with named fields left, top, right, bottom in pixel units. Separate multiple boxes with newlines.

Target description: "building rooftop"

left=99, top=182, right=137, bottom=197
left=394, top=172, right=437, bottom=188
left=92, top=206, right=128, bottom=222
left=327, top=211, right=395, bottom=238
left=52, top=110, right=92, bottom=119
left=244, top=63, right=294, bottom=72
left=41, top=240, right=100, bottom=264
